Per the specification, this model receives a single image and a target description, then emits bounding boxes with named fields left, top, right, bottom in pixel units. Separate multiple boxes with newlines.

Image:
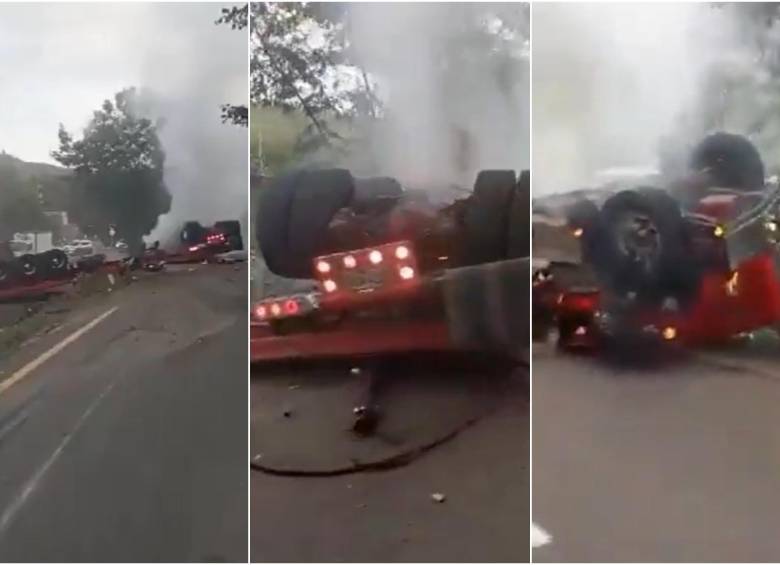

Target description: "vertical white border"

left=528, top=0, right=534, bottom=561
left=246, top=2, right=252, bottom=563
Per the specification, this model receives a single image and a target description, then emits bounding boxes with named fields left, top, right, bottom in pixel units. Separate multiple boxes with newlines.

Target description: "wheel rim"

left=613, top=212, right=660, bottom=273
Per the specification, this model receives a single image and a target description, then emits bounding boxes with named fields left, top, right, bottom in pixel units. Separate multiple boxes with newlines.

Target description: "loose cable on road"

left=251, top=412, right=487, bottom=477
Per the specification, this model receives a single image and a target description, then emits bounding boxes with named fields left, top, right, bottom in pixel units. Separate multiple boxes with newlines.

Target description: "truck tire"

left=257, top=169, right=354, bottom=279
left=40, top=249, right=68, bottom=277
left=597, top=188, right=693, bottom=304
left=181, top=221, right=207, bottom=244
left=351, top=177, right=403, bottom=215
left=214, top=220, right=244, bottom=251
left=507, top=169, right=530, bottom=258
left=460, top=169, right=517, bottom=265
left=690, top=132, right=765, bottom=191
left=17, top=254, right=38, bottom=279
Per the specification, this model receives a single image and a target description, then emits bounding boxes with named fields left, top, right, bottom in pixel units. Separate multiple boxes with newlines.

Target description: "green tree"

left=216, top=4, right=250, bottom=127
left=52, top=88, right=171, bottom=251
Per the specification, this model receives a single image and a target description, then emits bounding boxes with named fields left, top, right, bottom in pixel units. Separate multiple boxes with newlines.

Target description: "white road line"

left=532, top=522, right=553, bottom=548
left=0, top=306, right=119, bottom=397
left=0, top=376, right=119, bottom=537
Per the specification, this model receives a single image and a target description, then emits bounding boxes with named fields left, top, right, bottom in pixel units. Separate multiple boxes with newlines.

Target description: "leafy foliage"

left=250, top=3, right=529, bottom=174
left=250, top=3, right=376, bottom=146
left=216, top=4, right=250, bottom=127
left=52, top=88, right=171, bottom=250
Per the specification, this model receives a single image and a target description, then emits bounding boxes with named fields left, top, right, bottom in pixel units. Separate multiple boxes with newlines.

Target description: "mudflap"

left=442, top=257, right=530, bottom=357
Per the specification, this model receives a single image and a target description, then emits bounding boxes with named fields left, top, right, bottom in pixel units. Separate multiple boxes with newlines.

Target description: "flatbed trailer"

left=251, top=249, right=530, bottom=364
left=0, top=258, right=128, bottom=302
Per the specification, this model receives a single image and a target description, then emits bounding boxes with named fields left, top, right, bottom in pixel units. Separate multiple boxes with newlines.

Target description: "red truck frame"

left=544, top=187, right=780, bottom=349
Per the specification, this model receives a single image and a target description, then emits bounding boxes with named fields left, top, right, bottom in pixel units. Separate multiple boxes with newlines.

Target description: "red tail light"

left=253, top=293, right=318, bottom=321
left=284, top=299, right=299, bottom=315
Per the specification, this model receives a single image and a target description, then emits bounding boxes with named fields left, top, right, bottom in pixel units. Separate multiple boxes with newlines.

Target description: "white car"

left=65, top=239, right=94, bottom=256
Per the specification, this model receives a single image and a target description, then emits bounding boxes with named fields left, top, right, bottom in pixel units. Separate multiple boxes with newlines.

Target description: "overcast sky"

left=0, top=2, right=246, bottom=165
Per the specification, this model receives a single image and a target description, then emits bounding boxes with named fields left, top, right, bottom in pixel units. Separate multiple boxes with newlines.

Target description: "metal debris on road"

left=431, top=493, right=446, bottom=503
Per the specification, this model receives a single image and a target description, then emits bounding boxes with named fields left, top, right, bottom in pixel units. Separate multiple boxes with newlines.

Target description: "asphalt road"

left=251, top=360, right=529, bottom=562
left=0, top=264, right=247, bottom=562
left=533, top=337, right=780, bottom=562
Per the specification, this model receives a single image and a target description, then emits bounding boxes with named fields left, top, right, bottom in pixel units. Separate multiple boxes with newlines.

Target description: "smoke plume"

left=532, top=3, right=780, bottom=195
left=344, top=3, right=529, bottom=191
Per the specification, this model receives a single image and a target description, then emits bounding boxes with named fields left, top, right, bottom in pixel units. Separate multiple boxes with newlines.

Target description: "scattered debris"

left=431, top=492, right=446, bottom=503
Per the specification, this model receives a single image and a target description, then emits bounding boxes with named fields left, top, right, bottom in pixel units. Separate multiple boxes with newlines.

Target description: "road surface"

left=533, top=338, right=780, bottom=562
left=0, top=264, right=247, bottom=562
left=251, top=359, right=529, bottom=562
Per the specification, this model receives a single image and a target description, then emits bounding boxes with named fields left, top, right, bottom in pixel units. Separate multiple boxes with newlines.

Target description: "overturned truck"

left=0, top=243, right=69, bottom=290
left=535, top=132, right=780, bottom=349
left=252, top=168, right=531, bottom=363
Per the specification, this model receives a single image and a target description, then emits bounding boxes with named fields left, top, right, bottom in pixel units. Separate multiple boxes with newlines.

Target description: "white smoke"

left=344, top=3, right=529, bottom=190
left=136, top=3, right=248, bottom=245
left=532, top=3, right=757, bottom=195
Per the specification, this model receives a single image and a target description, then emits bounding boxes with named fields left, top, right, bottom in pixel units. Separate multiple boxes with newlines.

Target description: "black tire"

left=39, top=249, right=69, bottom=277
left=181, top=221, right=206, bottom=244
left=257, top=169, right=355, bottom=279
left=690, top=132, right=765, bottom=191
left=351, top=177, right=403, bottom=215
left=460, top=169, right=517, bottom=265
left=214, top=220, right=244, bottom=250
left=598, top=188, right=693, bottom=304
left=507, top=169, right=531, bottom=258
left=17, top=254, right=38, bottom=279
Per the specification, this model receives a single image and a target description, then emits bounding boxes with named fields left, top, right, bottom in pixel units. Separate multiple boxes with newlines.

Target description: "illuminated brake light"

left=399, top=266, right=415, bottom=280
left=323, top=279, right=337, bottom=293
left=575, top=326, right=587, bottom=336
left=189, top=246, right=199, bottom=252
left=270, top=303, right=282, bottom=317
left=316, top=260, right=331, bottom=274
left=343, top=255, right=356, bottom=268
left=573, top=228, right=584, bottom=238
left=368, top=250, right=383, bottom=265
left=284, top=299, right=299, bottom=315
left=254, top=305, right=267, bottom=319
left=395, top=245, right=410, bottom=260
left=662, top=326, right=677, bottom=341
